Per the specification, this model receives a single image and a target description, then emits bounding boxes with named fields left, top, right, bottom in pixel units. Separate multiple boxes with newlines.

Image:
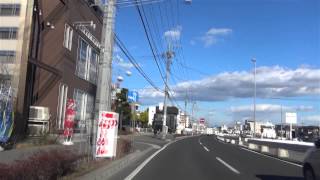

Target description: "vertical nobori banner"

left=95, top=111, right=119, bottom=158
left=63, top=99, right=76, bottom=145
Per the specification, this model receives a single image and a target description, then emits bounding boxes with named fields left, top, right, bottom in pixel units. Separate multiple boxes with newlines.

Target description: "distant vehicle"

left=303, top=138, right=320, bottom=180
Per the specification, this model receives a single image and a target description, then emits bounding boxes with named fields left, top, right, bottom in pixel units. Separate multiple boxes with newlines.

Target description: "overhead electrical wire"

left=114, top=33, right=164, bottom=93
left=135, top=0, right=167, bottom=86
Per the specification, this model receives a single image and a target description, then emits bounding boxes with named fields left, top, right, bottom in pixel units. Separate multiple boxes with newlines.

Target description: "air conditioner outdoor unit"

left=28, top=106, right=50, bottom=136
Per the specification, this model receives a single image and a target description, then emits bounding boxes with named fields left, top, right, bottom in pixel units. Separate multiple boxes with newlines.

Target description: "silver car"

left=303, top=139, right=320, bottom=180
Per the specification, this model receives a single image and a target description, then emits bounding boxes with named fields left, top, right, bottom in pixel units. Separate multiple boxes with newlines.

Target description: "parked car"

left=303, top=138, right=320, bottom=180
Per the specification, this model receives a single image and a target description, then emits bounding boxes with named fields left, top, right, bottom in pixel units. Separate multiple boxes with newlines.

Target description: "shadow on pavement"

left=256, top=175, right=304, bottom=180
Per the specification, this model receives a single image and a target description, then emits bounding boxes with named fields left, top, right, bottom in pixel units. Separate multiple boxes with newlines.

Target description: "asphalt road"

left=132, top=135, right=304, bottom=180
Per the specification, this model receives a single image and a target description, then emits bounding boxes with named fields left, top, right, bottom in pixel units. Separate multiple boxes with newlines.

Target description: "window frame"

left=0, top=50, right=16, bottom=63
left=76, top=37, right=99, bottom=85
left=0, top=4, right=20, bottom=16
left=63, top=24, right=73, bottom=51
left=0, top=27, right=18, bottom=39
left=73, top=89, right=94, bottom=131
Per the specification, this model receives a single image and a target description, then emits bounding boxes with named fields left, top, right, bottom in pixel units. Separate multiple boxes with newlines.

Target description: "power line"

left=135, top=0, right=167, bottom=86
left=114, top=33, right=164, bottom=93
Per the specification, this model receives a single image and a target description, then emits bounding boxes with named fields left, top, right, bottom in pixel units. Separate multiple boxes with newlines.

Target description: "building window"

left=0, top=51, right=15, bottom=63
left=63, top=24, right=73, bottom=51
left=56, top=83, right=68, bottom=129
left=73, top=89, right=94, bottom=131
left=89, top=50, right=98, bottom=84
left=0, top=4, right=20, bottom=16
left=0, top=27, right=18, bottom=39
left=76, top=38, right=99, bottom=84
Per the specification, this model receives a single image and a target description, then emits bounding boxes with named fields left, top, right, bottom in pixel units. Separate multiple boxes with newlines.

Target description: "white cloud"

left=139, top=66, right=320, bottom=103
left=164, top=26, right=182, bottom=41
left=302, top=115, right=320, bottom=122
left=198, top=28, right=232, bottom=47
left=113, top=54, right=133, bottom=69
left=230, top=104, right=315, bottom=113
left=117, top=61, right=133, bottom=69
left=113, top=46, right=120, bottom=53
left=229, top=104, right=318, bottom=124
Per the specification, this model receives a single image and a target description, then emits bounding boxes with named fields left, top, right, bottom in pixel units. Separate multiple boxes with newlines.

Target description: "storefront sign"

left=78, top=26, right=101, bottom=49
left=63, top=99, right=76, bottom=145
left=95, top=111, right=119, bottom=158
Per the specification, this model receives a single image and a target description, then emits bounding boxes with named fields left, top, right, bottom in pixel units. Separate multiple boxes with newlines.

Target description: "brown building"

left=0, top=0, right=104, bottom=144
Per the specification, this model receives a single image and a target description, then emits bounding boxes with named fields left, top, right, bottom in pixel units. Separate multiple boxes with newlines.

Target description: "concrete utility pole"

left=191, top=101, right=195, bottom=124
left=251, top=58, right=257, bottom=138
left=162, top=44, right=174, bottom=137
left=93, top=0, right=117, bottom=157
left=184, top=97, right=187, bottom=128
left=280, top=105, right=283, bottom=138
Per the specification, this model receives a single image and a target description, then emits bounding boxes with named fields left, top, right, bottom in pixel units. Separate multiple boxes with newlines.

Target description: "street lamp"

left=251, top=58, right=257, bottom=138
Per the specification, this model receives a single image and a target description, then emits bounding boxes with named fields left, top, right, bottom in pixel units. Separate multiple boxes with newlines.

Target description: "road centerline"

left=216, top=157, right=240, bottom=174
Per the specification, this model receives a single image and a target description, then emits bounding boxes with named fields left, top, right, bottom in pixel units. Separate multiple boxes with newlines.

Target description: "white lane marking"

left=203, top=146, right=210, bottom=152
left=198, top=136, right=203, bottom=145
left=125, top=137, right=191, bottom=180
left=240, top=147, right=302, bottom=168
left=216, top=157, right=240, bottom=174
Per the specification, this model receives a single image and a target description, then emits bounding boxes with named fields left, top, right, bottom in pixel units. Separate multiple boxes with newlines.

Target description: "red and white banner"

left=63, top=99, right=76, bottom=137
left=95, top=111, right=119, bottom=158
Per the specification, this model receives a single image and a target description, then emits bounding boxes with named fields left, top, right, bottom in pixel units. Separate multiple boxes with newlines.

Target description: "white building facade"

left=147, top=106, right=156, bottom=126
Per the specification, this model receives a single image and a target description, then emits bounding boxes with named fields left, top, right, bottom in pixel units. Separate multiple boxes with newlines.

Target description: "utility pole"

left=184, top=97, right=187, bottom=128
left=93, top=0, right=117, bottom=157
left=191, top=101, right=196, bottom=124
left=251, top=58, right=256, bottom=138
left=280, top=105, right=283, bottom=138
left=162, top=44, right=174, bottom=137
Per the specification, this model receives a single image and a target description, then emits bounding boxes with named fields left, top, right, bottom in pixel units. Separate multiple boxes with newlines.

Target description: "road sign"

left=128, top=91, right=139, bottom=103
left=95, top=111, right=119, bottom=158
left=285, top=112, right=297, bottom=124
left=199, top=118, right=205, bottom=124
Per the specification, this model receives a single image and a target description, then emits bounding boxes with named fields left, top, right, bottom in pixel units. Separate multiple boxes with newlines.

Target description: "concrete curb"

left=76, top=147, right=155, bottom=180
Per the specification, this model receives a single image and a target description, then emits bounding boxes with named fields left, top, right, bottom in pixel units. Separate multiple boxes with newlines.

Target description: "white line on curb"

left=240, top=147, right=302, bottom=168
left=216, top=157, right=240, bottom=174
left=203, top=146, right=209, bottom=152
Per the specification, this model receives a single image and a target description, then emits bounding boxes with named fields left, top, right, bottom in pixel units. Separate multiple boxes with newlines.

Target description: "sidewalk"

left=76, top=134, right=174, bottom=180
left=0, top=133, right=183, bottom=179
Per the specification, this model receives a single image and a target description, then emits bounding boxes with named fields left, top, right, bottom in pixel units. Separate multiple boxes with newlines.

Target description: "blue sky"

left=112, top=0, right=320, bottom=126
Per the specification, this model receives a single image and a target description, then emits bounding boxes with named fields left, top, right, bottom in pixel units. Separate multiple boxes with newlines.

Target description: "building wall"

left=0, top=0, right=34, bottom=141
left=30, top=0, right=103, bottom=133
left=0, top=0, right=32, bottom=87
left=148, top=106, right=156, bottom=126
